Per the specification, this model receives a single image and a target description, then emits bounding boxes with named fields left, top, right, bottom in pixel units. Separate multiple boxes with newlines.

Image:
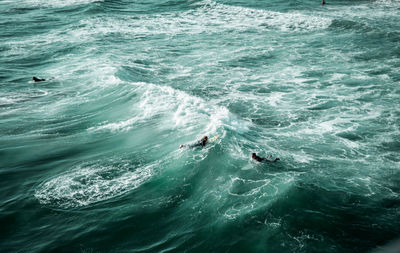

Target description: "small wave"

left=0, top=97, right=19, bottom=106
left=328, top=19, right=370, bottom=32
left=34, top=160, right=153, bottom=208
left=373, top=0, right=400, bottom=8
left=0, top=89, right=49, bottom=107
left=15, top=0, right=103, bottom=8
left=228, top=177, right=273, bottom=197
left=1, top=1, right=330, bottom=61
left=291, top=152, right=315, bottom=164
left=61, top=0, right=332, bottom=40
left=191, top=1, right=332, bottom=33
left=88, top=81, right=230, bottom=135
left=88, top=118, right=140, bottom=133
left=219, top=174, right=296, bottom=220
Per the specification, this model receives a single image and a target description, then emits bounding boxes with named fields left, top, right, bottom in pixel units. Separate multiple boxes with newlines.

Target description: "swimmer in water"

left=180, top=136, right=208, bottom=149
left=252, top=153, right=280, bottom=162
left=32, top=77, right=46, bottom=82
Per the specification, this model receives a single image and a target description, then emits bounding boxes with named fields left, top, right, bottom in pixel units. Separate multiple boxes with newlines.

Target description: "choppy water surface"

left=1, top=0, right=400, bottom=252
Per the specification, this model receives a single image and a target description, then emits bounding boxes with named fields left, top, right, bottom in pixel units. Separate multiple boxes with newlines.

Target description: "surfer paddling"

left=180, top=136, right=208, bottom=149
left=32, top=76, right=54, bottom=82
left=32, top=76, right=46, bottom=82
left=252, top=153, right=280, bottom=162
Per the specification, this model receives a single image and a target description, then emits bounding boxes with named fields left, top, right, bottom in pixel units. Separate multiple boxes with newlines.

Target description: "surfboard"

left=208, top=135, right=219, bottom=143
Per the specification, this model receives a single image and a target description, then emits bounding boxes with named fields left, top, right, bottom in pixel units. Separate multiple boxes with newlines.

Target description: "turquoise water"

left=1, top=0, right=400, bottom=252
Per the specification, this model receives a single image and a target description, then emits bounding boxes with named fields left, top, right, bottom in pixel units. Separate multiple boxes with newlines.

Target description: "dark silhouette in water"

left=321, top=0, right=326, bottom=5
left=180, top=136, right=208, bottom=149
left=252, top=153, right=280, bottom=162
left=32, top=76, right=46, bottom=82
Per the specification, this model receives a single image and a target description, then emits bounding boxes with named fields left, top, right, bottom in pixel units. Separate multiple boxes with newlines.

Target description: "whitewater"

left=1, top=0, right=399, bottom=252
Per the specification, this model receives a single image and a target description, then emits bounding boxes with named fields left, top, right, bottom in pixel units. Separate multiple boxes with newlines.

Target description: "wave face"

left=1, top=0, right=400, bottom=252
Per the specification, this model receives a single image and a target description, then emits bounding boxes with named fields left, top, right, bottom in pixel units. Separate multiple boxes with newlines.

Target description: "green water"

left=1, top=0, right=400, bottom=252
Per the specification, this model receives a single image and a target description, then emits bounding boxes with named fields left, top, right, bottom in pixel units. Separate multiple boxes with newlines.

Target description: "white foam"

left=1, top=0, right=331, bottom=61
left=0, top=96, right=19, bottom=105
left=33, top=0, right=331, bottom=42
left=228, top=177, right=272, bottom=197
left=89, top=82, right=231, bottom=136
left=267, top=92, right=284, bottom=107
left=88, top=118, right=138, bottom=133
left=35, top=160, right=153, bottom=208
left=221, top=174, right=295, bottom=220
left=374, top=0, right=400, bottom=8
left=12, top=0, right=103, bottom=8
left=0, top=89, right=49, bottom=108
left=189, top=1, right=332, bottom=33
left=324, top=0, right=400, bottom=22
left=223, top=113, right=251, bottom=134
left=292, top=152, right=315, bottom=164
left=330, top=73, right=348, bottom=81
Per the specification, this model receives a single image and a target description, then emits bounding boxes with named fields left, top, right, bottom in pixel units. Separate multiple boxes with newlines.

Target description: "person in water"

left=252, top=153, right=280, bottom=162
left=180, top=136, right=208, bottom=149
left=32, top=76, right=46, bottom=82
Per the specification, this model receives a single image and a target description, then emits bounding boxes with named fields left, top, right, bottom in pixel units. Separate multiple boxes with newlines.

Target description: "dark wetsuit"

left=188, top=139, right=207, bottom=148
left=252, top=154, right=280, bottom=162
left=253, top=155, right=265, bottom=162
left=33, top=77, right=46, bottom=82
left=180, top=138, right=207, bottom=149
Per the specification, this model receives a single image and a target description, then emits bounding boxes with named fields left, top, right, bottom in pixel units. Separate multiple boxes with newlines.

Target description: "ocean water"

left=1, top=0, right=400, bottom=252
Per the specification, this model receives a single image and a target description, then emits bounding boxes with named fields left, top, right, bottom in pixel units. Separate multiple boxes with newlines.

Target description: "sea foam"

left=34, top=159, right=153, bottom=208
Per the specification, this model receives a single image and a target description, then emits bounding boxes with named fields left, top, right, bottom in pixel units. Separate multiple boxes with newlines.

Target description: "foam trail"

left=34, top=160, right=153, bottom=208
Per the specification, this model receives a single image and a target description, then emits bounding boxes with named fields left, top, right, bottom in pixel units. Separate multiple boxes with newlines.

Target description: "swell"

left=1, top=0, right=400, bottom=252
